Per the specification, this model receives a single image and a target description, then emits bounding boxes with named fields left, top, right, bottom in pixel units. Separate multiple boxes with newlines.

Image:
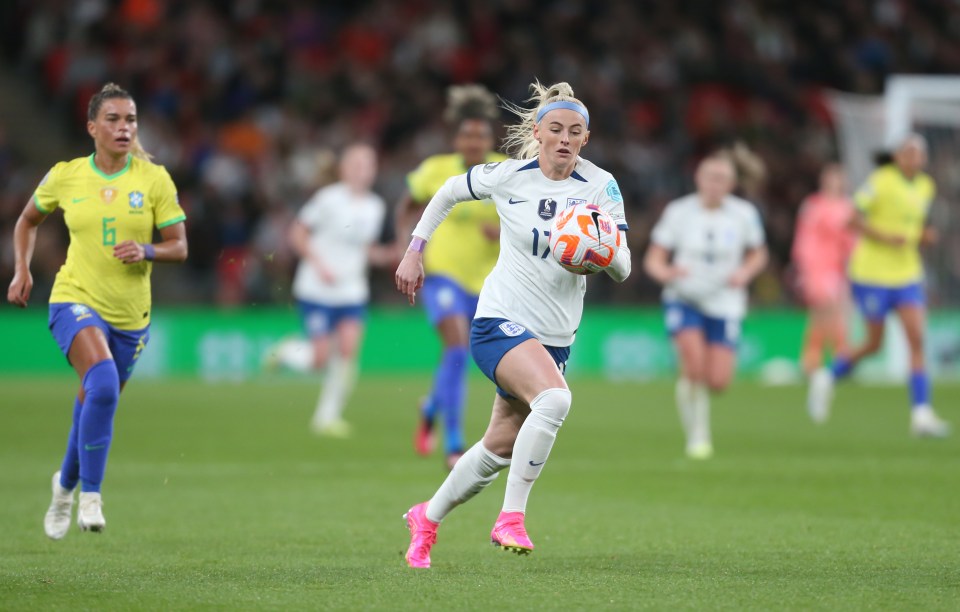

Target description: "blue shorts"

left=470, top=317, right=570, bottom=399
left=850, top=281, right=925, bottom=322
left=48, top=303, right=149, bottom=383
left=422, top=276, right=479, bottom=326
left=298, top=300, right=366, bottom=338
left=664, top=302, right=740, bottom=348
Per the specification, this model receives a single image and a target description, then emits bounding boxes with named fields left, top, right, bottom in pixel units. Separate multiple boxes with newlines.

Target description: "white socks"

left=426, top=442, right=510, bottom=523
left=312, top=357, right=356, bottom=426
left=676, top=378, right=710, bottom=449
left=276, top=339, right=314, bottom=373
left=502, top=388, right=572, bottom=514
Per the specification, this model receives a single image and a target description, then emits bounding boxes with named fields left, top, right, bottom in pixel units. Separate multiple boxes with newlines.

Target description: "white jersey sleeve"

left=410, top=161, right=509, bottom=241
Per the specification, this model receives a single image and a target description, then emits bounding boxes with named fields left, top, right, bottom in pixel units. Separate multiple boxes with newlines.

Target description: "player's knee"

left=482, top=432, right=517, bottom=459
left=529, top=387, right=572, bottom=428
left=706, top=377, right=730, bottom=394
left=862, top=337, right=883, bottom=355
left=82, top=359, right=120, bottom=405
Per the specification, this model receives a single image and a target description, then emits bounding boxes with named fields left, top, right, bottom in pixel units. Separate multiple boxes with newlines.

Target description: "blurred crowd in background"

left=2, top=0, right=960, bottom=307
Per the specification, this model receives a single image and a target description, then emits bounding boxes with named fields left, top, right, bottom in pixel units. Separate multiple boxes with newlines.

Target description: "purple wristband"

left=143, top=243, right=156, bottom=261
left=409, top=237, right=426, bottom=253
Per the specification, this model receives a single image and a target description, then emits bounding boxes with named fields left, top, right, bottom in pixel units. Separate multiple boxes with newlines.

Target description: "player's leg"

left=313, top=311, right=363, bottom=436
left=405, top=393, right=516, bottom=568
left=45, top=304, right=116, bottom=537
left=896, top=292, right=950, bottom=437
left=434, top=314, right=471, bottom=465
left=810, top=284, right=886, bottom=422
left=268, top=301, right=327, bottom=373
left=69, top=327, right=118, bottom=533
left=667, top=303, right=709, bottom=456
left=45, top=390, right=83, bottom=540
left=800, top=305, right=827, bottom=375
left=416, top=277, right=471, bottom=460
left=673, top=328, right=707, bottom=454
left=491, top=339, right=569, bottom=554
left=687, top=316, right=737, bottom=458
left=832, top=283, right=889, bottom=378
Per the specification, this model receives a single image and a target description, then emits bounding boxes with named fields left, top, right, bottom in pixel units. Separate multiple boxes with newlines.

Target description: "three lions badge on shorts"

left=499, top=321, right=526, bottom=337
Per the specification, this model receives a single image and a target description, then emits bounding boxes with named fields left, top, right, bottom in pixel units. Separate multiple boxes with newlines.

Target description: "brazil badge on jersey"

left=33, top=154, right=186, bottom=330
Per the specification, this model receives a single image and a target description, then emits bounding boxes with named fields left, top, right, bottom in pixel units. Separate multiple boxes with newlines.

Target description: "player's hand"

left=395, top=249, right=424, bottom=305
left=114, top=240, right=146, bottom=264
left=920, top=227, right=939, bottom=247
left=313, top=263, right=337, bottom=284
left=7, top=268, right=33, bottom=307
left=728, top=268, right=751, bottom=288
left=667, top=266, right=689, bottom=283
left=481, top=222, right=500, bottom=242
left=884, top=233, right=907, bottom=247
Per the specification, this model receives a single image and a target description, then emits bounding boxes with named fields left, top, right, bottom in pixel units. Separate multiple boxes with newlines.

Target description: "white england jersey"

left=650, top=193, right=765, bottom=319
left=415, top=157, right=628, bottom=347
left=292, top=182, right=386, bottom=305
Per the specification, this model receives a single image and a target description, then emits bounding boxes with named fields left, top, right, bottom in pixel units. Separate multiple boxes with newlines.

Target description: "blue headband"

left=536, top=101, right=590, bottom=127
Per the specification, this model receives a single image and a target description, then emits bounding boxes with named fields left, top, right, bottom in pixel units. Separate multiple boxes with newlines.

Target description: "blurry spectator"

left=2, top=0, right=960, bottom=306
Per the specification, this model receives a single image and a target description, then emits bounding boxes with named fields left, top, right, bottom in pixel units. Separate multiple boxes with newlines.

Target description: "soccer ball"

left=549, top=203, right=620, bottom=274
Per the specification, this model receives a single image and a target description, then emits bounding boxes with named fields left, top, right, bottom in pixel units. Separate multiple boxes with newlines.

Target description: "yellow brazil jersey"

left=848, top=165, right=934, bottom=286
left=34, top=154, right=186, bottom=330
left=407, top=152, right=507, bottom=294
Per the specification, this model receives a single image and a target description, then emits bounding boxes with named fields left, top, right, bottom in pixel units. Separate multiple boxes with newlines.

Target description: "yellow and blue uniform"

left=35, top=153, right=186, bottom=330
left=848, top=164, right=933, bottom=321
left=407, top=152, right=505, bottom=299
left=36, top=153, right=185, bottom=495
left=407, top=151, right=505, bottom=456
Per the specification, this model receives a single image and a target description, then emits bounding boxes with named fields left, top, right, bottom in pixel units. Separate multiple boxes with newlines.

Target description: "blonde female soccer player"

left=395, top=85, right=507, bottom=469
left=269, top=144, right=391, bottom=436
left=7, top=83, right=187, bottom=539
left=644, top=150, right=768, bottom=459
left=808, top=135, right=950, bottom=436
left=792, top=164, right=855, bottom=421
left=395, top=81, right=631, bottom=568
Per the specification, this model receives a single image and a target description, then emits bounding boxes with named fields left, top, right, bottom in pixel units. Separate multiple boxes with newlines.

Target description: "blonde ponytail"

left=708, top=142, right=766, bottom=195
left=502, top=80, right=587, bottom=160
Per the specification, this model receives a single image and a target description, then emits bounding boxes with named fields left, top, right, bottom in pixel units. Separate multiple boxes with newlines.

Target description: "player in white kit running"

left=644, top=151, right=768, bottom=459
left=269, top=144, right=392, bottom=436
left=395, top=81, right=632, bottom=568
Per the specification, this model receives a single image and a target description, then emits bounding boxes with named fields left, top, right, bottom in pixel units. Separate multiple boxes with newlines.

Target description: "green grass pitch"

left=1, top=375, right=958, bottom=610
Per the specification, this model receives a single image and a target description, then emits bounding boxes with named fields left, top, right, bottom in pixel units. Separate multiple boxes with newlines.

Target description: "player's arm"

left=920, top=223, right=939, bottom=247
left=848, top=211, right=906, bottom=247
left=728, top=245, right=769, bottom=288
left=396, top=172, right=477, bottom=304
left=289, top=218, right=335, bottom=283
left=114, top=222, right=188, bottom=264
left=643, top=243, right=685, bottom=286
left=7, top=200, right=48, bottom=307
